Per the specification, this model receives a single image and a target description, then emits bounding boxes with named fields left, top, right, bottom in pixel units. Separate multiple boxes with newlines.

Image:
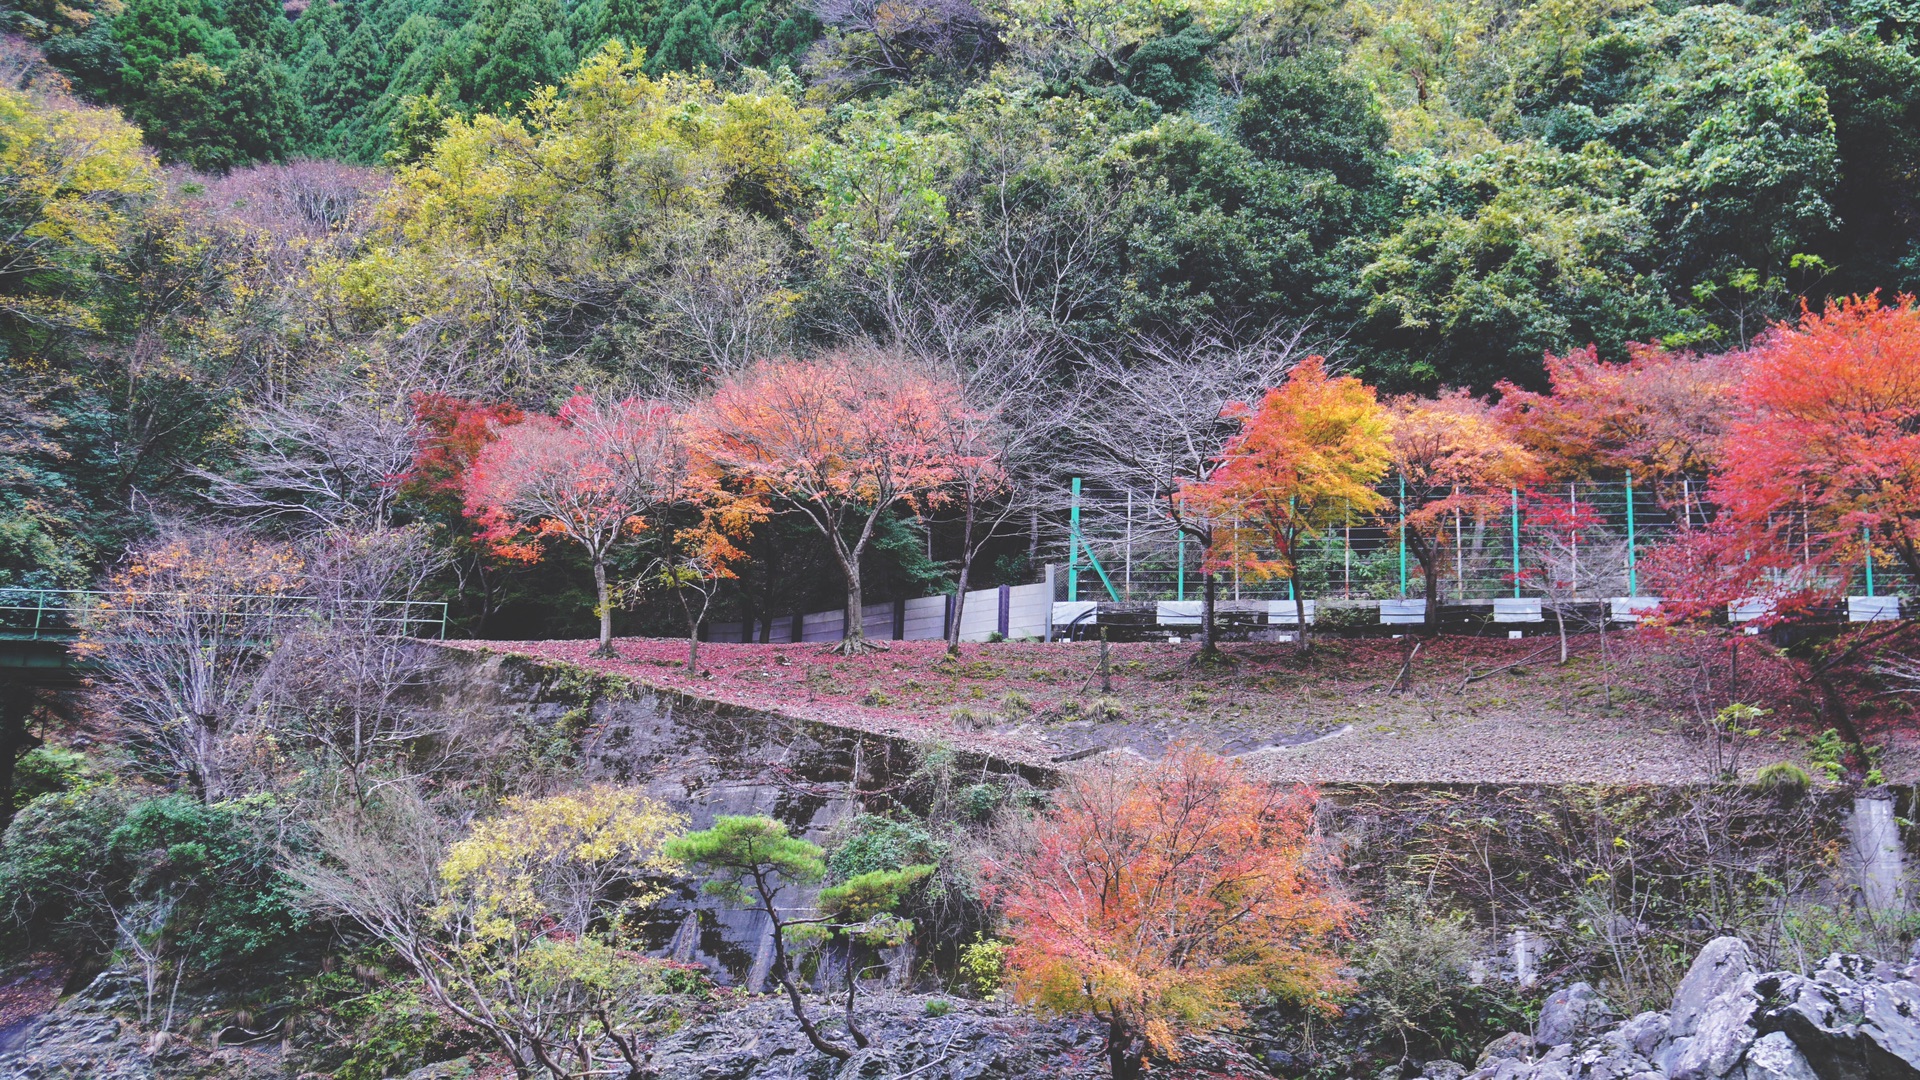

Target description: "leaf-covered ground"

left=446, top=628, right=1849, bottom=783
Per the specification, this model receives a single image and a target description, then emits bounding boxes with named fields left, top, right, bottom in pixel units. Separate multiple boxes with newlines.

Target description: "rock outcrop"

left=1450, top=938, right=1920, bottom=1080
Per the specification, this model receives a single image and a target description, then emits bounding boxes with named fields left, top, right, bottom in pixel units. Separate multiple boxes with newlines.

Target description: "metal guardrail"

left=0, top=588, right=449, bottom=641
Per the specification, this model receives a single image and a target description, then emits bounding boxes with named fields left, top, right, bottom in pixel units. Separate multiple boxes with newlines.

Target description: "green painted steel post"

left=1865, top=526, right=1875, bottom=597
left=1177, top=532, right=1186, bottom=601
left=1511, top=487, right=1521, bottom=598
left=1397, top=472, right=1408, bottom=598
left=1068, top=478, right=1082, bottom=603
left=1625, top=469, right=1637, bottom=595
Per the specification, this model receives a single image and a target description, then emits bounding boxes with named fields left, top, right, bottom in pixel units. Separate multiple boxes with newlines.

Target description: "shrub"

left=827, top=815, right=949, bottom=883
left=956, top=934, right=1008, bottom=997
left=956, top=783, right=1003, bottom=822
left=1755, top=762, right=1812, bottom=792
left=924, top=997, right=953, bottom=1017
left=9, top=745, right=90, bottom=812
left=862, top=688, right=895, bottom=706
left=1358, top=892, right=1522, bottom=1062
left=985, top=750, right=1351, bottom=1079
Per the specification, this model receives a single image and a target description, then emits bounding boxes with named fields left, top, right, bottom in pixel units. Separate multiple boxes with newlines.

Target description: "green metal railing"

left=1061, top=477, right=1915, bottom=604
left=0, top=588, right=449, bottom=641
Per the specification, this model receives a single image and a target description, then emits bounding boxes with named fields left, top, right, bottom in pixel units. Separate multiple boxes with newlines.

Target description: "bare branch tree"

left=264, top=527, right=452, bottom=803
left=1063, top=322, right=1315, bottom=656
left=193, top=386, right=418, bottom=534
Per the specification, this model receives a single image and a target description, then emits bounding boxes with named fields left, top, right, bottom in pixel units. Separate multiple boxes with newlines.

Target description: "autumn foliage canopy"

left=984, top=749, right=1351, bottom=1078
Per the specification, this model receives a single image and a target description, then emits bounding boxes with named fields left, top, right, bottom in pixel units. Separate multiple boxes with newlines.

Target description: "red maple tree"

left=689, top=349, right=979, bottom=653
left=1183, top=357, right=1392, bottom=653
left=1652, top=294, right=1920, bottom=616
left=463, top=395, right=691, bottom=653
left=982, top=749, right=1352, bottom=1080
left=1494, top=343, right=1745, bottom=489
left=1385, top=392, right=1543, bottom=632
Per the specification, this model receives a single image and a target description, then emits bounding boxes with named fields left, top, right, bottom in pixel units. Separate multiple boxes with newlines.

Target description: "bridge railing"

left=0, top=588, right=449, bottom=641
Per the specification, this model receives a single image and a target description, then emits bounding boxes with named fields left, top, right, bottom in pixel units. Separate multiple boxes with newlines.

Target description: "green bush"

left=1755, top=762, right=1812, bottom=792
left=826, top=815, right=949, bottom=883
left=957, top=934, right=1008, bottom=998
left=0, top=787, right=308, bottom=969
left=956, top=783, right=1003, bottom=822
left=1358, top=893, right=1526, bottom=1061
left=10, top=745, right=91, bottom=812
left=923, top=997, right=953, bottom=1016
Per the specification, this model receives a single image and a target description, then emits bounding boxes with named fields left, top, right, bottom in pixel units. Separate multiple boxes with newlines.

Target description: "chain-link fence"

left=1057, top=478, right=1915, bottom=605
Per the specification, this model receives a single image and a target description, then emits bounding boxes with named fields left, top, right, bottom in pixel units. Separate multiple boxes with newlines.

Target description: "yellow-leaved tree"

left=303, top=785, right=689, bottom=1080
left=0, top=81, right=155, bottom=336
left=314, top=42, right=817, bottom=384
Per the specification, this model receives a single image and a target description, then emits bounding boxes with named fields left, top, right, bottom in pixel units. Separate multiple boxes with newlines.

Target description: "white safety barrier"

left=1493, top=598, right=1543, bottom=624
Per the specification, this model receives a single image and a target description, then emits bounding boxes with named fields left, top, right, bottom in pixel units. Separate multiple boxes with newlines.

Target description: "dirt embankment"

left=442, top=629, right=1834, bottom=784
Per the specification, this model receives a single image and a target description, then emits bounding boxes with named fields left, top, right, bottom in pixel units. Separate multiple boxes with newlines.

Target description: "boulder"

left=1609, top=1012, right=1670, bottom=1060
left=1665, top=979, right=1757, bottom=1080
left=1738, top=1032, right=1819, bottom=1080
left=1753, top=965, right=1920, bottom=1080
left=1423, top=1061, right=1469, bottom=1080
left=1536, top=982, right=1613, bottom=1049
left=1478, top=1032, right=1535, bottom=1067
left=1671, top=938, right=1756, bottom=1040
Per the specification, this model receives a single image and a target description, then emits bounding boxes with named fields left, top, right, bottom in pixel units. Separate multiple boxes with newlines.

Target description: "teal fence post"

left=1177, top=532, right=1186, bottom=601
left=1865, top=526, right=1875, bottom=598
left=1511, top=487, right=1521, bottom=598
left=1397, top=472, right=1408, bottom=598
left=1068, top=478, right=1081, bottom=603
left=1625, top=469, right=1637, bottom=595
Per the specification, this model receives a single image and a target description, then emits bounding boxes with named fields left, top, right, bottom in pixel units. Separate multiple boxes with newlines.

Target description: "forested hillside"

left=2, top=0, right=1918, bottom=630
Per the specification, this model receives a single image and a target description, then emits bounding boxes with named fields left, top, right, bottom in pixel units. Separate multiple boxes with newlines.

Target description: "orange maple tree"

left=1665, top=294, right=1920, bottom=613
left=1384, top=392, right=1542, bottom=632
left=1494, top=343, right=1745, bottom=488
left=463, top=394, right=692, bottom=654
left=689, top=349, right=981, bottom=652
left=983, top=749, right=1352, bottom=1080
left=1184, top=357, right=1391, bottom=652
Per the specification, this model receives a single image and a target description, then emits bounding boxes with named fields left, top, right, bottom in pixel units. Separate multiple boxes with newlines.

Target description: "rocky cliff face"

left=1443, top=937, right=1920, bottom=1080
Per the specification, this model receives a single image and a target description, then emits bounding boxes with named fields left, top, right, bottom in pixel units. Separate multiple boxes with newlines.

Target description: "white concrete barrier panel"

left=1850, top=596, right=1901, bottom=622
left=1157, top=600, right=1202, bottom=626
left=1267, top=599, right=1317, bottom=625
left=1493, top=598, right=1543, bottom=624
left=1380, top=599, right=1426, bottom=624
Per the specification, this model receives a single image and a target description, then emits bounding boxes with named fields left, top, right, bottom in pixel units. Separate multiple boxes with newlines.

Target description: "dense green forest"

left=1, top=0, right=1918, bottom=629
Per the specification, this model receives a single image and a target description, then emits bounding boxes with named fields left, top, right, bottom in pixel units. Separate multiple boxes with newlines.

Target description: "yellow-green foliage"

left=436, top=784, right=686, bottom=944
left=317, top=41, right=817, bottom=366
left=0, top=85, right=155, bottom=332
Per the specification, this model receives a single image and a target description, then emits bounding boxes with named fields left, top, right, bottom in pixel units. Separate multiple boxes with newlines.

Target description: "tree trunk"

left=1106, top=1014, right=1146, bottom=1080
left=0, top=688, right=41, bottom=832
left=756, top=879, right=850, bottom=1060
left=843, top=941, right=870, bottom=1048
left=593, top=556, right=613, bottom=655
left=1407, top=533, right=1441, bottom=635
left=948, top=499, right=978, bottom=649
left=1555, top=600, right=1569, bottom=664
left=1201, top=571, right=1219, bottom=659
left=1295, top=589, right=1311, bottom=656
left=840, top=554, right=866, bottom=652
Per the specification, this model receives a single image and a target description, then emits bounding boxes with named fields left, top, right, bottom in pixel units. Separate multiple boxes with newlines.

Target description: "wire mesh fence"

left=1058, top=478, right=1915, bottom=605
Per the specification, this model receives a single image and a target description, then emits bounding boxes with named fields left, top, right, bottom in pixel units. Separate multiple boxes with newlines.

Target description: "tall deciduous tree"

left=1702, top=294, right=1920, bottom=600
left=1067, top=325, right=1311, bottom=659
left=983, top=749, right=1351, bottom=1080
left=1184, top=357, right=1391, bottom=653
left=1494, top=343, right=1745, bottom=490
left=1384, top=391, right=1542, bottom=632
left=463, top=395, right=689, bottom=654
left=690, top=349, right=975, bottom=653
